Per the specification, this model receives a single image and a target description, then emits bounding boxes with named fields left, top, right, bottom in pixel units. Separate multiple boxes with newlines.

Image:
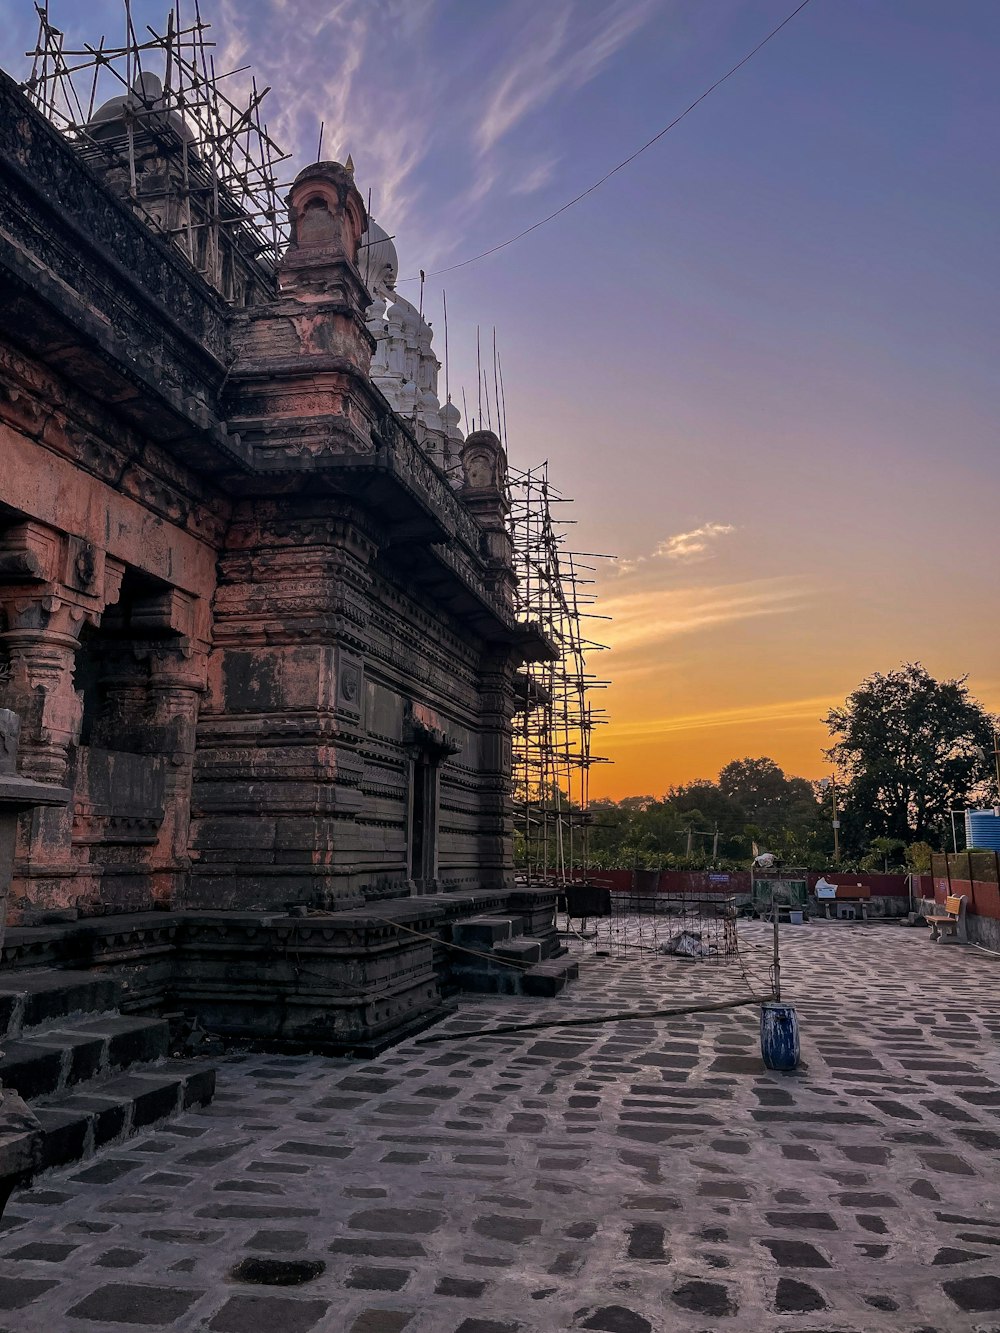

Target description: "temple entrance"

left=408, top=753, right=439, bottom=893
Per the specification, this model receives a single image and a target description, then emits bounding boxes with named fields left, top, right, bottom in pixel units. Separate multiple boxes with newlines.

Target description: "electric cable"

left=398, top=0, right=815, bottom=283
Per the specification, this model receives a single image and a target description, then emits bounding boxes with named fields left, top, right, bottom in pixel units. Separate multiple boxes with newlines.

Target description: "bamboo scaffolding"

left=21, top=1, right=291, bottom=299
left=507, top=460, right=611, bottom=888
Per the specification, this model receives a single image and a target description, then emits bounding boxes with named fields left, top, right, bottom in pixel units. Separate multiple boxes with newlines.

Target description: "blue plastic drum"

left=760, top=1002, right=800, bottom=1071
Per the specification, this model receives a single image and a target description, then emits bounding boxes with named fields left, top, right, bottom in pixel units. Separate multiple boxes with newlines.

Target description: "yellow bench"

left=926, top=894, right=966, bottom=942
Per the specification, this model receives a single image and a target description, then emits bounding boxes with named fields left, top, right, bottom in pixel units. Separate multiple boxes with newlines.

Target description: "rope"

left=274, top=910, right=538, bottom=1008
left=413, top=992, right=768, bottom=1045
left=368, top=914, right=535, bottom=973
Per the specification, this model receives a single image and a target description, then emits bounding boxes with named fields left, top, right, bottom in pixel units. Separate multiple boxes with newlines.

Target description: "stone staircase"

left=0, top=969, right=215, bottom=1181
left=449, top=916, right=578, bottom=996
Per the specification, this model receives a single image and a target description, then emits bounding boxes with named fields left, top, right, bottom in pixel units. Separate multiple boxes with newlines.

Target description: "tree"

left=719, top=757, right=792, bottom=810
left=824, top=663, right=999, bottom=848
left=718, top=756, right=826, bottom=851
left=668, top=779, right=747, bottom=859
left=861, top=837, right=907, bottom=872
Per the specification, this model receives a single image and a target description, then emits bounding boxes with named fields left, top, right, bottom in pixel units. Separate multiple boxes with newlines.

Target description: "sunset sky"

left=2, top=0, right=997, bottom=799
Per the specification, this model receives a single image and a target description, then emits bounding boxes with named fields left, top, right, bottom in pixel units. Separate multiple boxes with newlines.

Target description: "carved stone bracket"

left=403, top=701, right=462, bottom=758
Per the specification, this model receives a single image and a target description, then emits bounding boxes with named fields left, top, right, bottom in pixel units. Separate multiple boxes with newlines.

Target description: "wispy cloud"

left=512, top=156, right=560, bottom=195
left=475, top=0, right=658, bottom=156
left=91, top=0, right=658, bottom=274
left=616, top=521, right=735, bottom=574
left=604, top=694, right=838, bottom=746
left=656, top=521, right=735, bottom=561
left=214, top=0, right=439, bottom=231
left=598, top=577, right=806, bottom=655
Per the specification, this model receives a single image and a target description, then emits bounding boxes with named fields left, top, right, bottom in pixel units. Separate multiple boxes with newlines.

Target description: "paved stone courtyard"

left=2, top=921, right=1000, bottom=1332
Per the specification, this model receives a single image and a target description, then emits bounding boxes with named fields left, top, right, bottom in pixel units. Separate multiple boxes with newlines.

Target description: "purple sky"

left=3, top=0, right=998, bottom=794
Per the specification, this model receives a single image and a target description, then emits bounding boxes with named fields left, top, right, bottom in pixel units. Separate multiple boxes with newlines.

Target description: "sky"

left=2, top=0, right=998, bottom=799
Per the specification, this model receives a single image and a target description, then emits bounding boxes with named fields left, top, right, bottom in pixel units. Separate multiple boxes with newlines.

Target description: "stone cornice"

left=0, top=71, right=231, bottom=364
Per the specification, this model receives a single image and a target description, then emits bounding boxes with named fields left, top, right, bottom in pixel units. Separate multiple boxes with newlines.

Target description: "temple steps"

left=449, top=915, right=579, bottom=996
left=30, top=1064, right=216, bottom=1174
left=0, top=968, right=215, bottom=1186
left=0, top=1015, right=169, bottom=1100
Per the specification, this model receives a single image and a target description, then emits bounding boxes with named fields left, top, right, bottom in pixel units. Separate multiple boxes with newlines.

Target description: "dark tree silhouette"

left=824, top=662, right=998, bottom=847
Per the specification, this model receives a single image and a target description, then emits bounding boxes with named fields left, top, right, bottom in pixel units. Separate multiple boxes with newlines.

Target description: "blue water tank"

left=965, top=809, right=1000, bottom=850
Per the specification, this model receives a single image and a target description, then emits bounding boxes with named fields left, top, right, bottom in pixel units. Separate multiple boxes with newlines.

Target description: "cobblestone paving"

left=3, top=922, right=1000, bottom=1332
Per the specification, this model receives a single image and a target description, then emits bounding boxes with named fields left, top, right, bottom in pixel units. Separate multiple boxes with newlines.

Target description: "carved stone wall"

left=186, top=498, right=516, bottom=909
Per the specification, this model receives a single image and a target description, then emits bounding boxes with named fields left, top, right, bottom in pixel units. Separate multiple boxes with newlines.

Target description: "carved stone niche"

left=460, top=430, right=507, bottom=499
left=282, top=161, right=367, bottom=270
left=335, top=650, right=364, bottom=720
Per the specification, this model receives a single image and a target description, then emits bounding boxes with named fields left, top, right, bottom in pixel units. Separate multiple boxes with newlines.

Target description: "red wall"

left=931, top=876, right=1000, bottom=920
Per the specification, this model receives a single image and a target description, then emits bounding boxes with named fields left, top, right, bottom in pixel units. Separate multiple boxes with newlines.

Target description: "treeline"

left=588, top=757, right=837, bottom=871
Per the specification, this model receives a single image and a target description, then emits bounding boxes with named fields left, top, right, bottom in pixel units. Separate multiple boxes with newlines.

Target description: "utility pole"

left=831, top=777, right=840, bottom=864
left=820, top=777, right=840, bottom=863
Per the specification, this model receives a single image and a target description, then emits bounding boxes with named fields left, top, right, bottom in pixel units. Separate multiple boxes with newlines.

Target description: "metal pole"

left=950, top=809, right=959, bottom=854
left=772, top=882, right=780, bottom=1002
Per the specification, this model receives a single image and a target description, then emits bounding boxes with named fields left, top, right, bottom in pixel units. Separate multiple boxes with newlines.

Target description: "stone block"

left=52, top=1093, right=128, bottom=1149
left=208, top=1293, right=330, bottom=1332
left=67, top=1282, right=203, bottom=1325
left=0, top=1275, right=58, bottom=1312
left=57, top=1030, right=108, bottom=1085
left=0, top=1039, right=65, bottom=1099
left=177, top=1063, right=217, bottom=1108
left=452, top=917, right=514, bottom=948
left=75, top=1015, right=170, bottom=1069
left=522, top=961, right=576, bottom=997
left=99, top=1073, right=183, bottom=1128
left=31, top=1106, right=90, bottom=1170
left=494, top=938, right=542, bottom=965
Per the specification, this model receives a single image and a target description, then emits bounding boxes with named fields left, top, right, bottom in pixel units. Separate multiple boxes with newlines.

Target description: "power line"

left=398, top=0, right=814, bottom=284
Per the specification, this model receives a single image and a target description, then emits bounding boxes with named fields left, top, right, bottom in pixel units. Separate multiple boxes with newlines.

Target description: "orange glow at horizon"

left=583, top=533, right=1000, bottom=801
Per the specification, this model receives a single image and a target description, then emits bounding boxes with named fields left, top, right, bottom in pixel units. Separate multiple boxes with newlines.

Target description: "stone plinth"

left=0, top=708, right=70, bottom=1218
left=0, top=711, right=71, bottom=950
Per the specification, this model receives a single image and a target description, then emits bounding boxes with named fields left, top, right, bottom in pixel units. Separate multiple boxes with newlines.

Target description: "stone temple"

left=0, top=19, right=579, bottom=1186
